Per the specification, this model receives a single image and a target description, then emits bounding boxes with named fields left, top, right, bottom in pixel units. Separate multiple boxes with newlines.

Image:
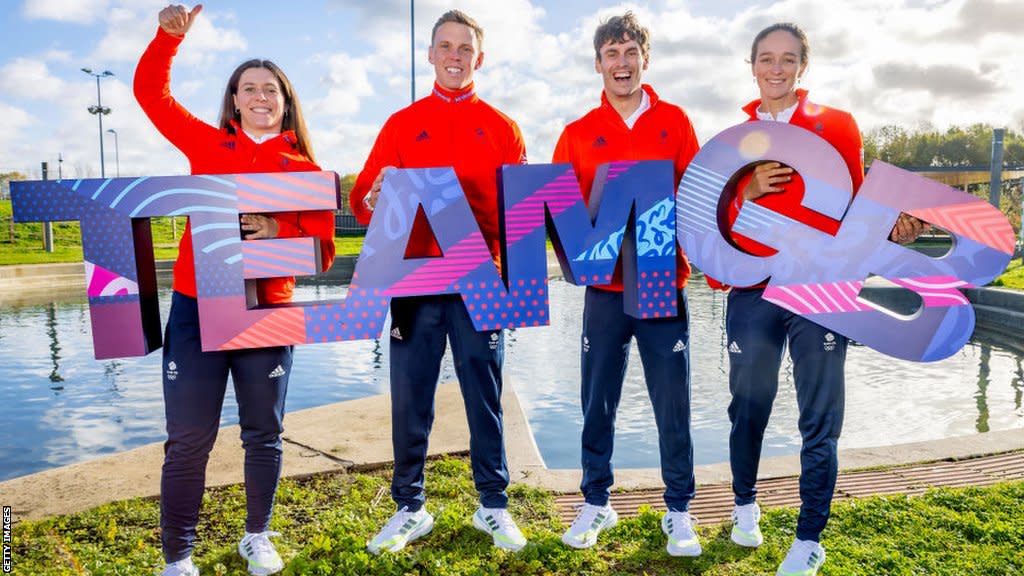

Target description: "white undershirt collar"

left=623, top=89, right=651, bottom=129
left=243, top=130, right=278, bottom=144
left=756, top=100, right=797, bottom=123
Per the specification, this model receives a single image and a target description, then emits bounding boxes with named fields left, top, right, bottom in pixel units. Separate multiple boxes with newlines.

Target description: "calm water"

left=1, top=279, right=1022, bottom=482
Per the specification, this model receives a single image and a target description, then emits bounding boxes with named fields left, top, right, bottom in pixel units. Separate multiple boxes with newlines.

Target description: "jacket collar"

left=600, top=83, right=661, bottom=112
left=227, top=120, right=298, bottom=147
left=743, top=88, right=809, bottom=120
left=431, top=82, right=477, bottom=104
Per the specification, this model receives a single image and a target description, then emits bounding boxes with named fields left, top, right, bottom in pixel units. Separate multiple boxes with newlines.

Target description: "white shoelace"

left=243, top=530, right=280, bottom=555
left=487, top=508, right=518, bottom=531
left=384, top=507, right=420, bottom=534
left=573, top=503, right=610, bottom=530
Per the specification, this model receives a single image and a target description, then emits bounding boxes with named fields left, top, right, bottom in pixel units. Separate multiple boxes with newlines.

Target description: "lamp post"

left=106, top=129, right=119, bottom=177
left=82, top=67, right=113, bottom=177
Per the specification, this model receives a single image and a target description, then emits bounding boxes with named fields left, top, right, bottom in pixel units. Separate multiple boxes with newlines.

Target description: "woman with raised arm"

left=134, top=5, right=335, bottom=575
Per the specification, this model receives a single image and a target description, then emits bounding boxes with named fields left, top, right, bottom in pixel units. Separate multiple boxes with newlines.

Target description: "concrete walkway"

left=3, top=378, right=1022, bottom=524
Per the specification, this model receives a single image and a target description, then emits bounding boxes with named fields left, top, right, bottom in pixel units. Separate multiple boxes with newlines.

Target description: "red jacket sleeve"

left=551, top=127, right=572, bottom=165
left=675, top=111, right=700, bottom=183
left=507, top=120, right=528, bottom=165
left=133, top=28, right=221, bottom=160
left=350, top=117, right=401, bottom=225
left=836, top=112, right=865, bottom=191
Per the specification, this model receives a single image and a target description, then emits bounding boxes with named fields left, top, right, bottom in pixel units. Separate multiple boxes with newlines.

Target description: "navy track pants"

left=579, top=287, right=695, bottom=511
left=726, top=288, right=847, bottom=542
left=388, top=295, right=508, bottom=511
left=160, top=292, right=291, bottom=562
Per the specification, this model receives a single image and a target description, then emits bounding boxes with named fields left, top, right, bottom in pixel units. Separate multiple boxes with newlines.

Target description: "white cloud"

left=22, top=0, right=111, bottom=24
left=0, top=57, right=67, bottom=100
left=91, top=5, right=247, bottom=65
left=307, top=52, right=375, bottom=118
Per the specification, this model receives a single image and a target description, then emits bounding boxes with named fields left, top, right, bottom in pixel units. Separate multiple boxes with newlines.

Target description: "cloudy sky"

left=1, top=0, right=1022, bottom=181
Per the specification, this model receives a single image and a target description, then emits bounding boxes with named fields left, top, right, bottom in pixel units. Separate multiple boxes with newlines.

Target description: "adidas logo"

left=268, top=365, right=286, bottom=378
left=415, top=130, right=430, bottom=142
left=672, top=340, right=687, bottom=353
left=728, top=341, right=742, bottom=354
left=593, top=136, right=608, bottom=148
left=391, top=327, right=402, bottom=340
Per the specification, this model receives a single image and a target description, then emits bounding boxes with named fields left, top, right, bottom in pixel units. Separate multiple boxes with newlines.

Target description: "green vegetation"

left=10, top=457, right=1024, bottom=575
left=992, top=260, right=1024, bottom=290
left=0, top=199, right=180, bottom=264
left=864, top=123, right=1023, bottom=233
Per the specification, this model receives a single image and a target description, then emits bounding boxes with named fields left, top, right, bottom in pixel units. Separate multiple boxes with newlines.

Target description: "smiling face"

left=232, top=67, right=285, bottom=137
left=428, top=21, right=483, bottom=91
left=752, top=29, right=807, bottom=109
left=596, top=37, right=648, bottom=103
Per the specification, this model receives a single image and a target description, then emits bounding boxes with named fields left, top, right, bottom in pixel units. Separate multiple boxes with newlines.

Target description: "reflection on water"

left=0, top=279, right=1022, bottom=481
left=46, top=303, right=64, bottom=386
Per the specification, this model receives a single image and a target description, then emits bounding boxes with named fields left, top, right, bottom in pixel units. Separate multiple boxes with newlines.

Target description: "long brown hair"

left=217, top=59, right=315, bottom=163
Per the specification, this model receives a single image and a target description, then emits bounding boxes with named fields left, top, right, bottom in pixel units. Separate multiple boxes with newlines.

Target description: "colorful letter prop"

left=676, top=122, right=1015, bottom=362
left=11, top=172, right=339, bottom=358
left=11, top=161, right=678, bottom=358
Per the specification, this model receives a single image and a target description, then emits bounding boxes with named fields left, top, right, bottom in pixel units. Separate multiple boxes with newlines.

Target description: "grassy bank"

left=11, top=457, right=1024, bottom=575
left=992, top=260, right=1024, bottom=290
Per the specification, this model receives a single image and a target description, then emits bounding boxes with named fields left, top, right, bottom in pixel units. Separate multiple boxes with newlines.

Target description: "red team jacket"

left=134, top=28, right=336, bottom=304
left=552, top=84, right=700, bottom=292
left=708, top=89, right=863, bottom=290
left=350, top=82, right=527, bottom=268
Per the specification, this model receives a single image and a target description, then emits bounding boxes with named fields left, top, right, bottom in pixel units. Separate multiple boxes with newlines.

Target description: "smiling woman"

left=132, top=4, right=337, bottom=576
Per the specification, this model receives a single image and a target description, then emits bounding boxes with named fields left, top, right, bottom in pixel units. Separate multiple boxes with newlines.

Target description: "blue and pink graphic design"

left=12, top=171, right=339, bottom=358
left=676, top=121, right=1014, bottom=362
left=11, top=161, right=678, bottom=357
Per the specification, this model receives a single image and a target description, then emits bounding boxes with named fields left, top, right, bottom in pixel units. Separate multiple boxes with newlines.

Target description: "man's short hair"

left=593, top=11, right=650, bottom=59
left=431, top=9, right=484, bottom=47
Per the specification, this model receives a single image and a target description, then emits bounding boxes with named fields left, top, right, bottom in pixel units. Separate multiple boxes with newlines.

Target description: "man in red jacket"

left=350, top=9, right=528, bottom=554
left=551, top=12, right=702, bottom=556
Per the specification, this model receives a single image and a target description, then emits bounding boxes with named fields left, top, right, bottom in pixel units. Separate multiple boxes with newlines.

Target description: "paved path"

left=555, top=449, right=1024, bottom=525
left=3, top=379, right=1022, bottom=525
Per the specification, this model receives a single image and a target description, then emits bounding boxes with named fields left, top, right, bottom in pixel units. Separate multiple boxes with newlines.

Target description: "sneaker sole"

left=246, top=560, right=284, bottom=576
left=560, top=510, right=619, bottom=549
left=730, top=526, right=763, bottom=548
left=368, top=515, right=435, bottom=554
left=666, top=541, right=702, bottom=557
left=472, top=513, right=526, bottom=552
left=237, top=543, right=284, bottom=576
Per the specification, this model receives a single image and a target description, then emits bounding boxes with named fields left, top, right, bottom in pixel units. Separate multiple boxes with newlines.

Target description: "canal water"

left=1, top=279, right=1021, bottom=481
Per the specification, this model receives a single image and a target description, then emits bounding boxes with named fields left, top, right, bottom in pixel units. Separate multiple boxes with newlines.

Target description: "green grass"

left=991, top=260, right=1024, bottom=290
left=10, top=457, right=1024, bottom=575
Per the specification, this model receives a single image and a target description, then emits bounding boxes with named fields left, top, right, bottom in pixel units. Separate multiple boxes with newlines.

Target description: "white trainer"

left=472, top=506, right=528, bottom=551
left=367, top=506, right=434, bottom=554
left=776, top=538, right=826, bottom=576
left=731, top=502, right=764, bottom=547
left=237, top=531, right=284, bottom=575
left=161, top=556, right=199, bottom=576
left=561, top=503, right=618, bottom=549
left=661, top=510, right=702, bottom=557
